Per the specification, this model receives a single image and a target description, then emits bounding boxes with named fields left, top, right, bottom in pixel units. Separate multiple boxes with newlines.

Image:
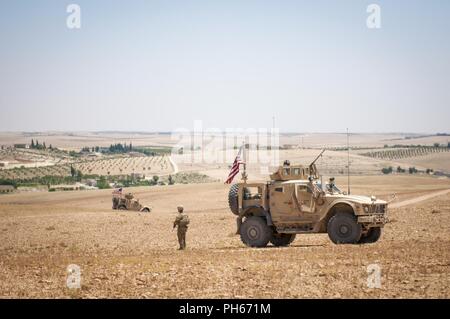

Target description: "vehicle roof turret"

left=270, top=163, right=317, bottom=181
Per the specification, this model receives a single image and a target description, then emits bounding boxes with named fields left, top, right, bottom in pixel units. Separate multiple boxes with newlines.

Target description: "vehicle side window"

left=293, top=168, right=300, bottom=175
left=275, top=187, right=283, bottom=192
left=298, top=185, right=312, bottom=193
left=283, top=168, right=290, bottom=175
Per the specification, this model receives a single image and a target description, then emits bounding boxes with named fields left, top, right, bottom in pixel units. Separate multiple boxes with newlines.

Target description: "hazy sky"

left=0, top=0, right=449, bottom=133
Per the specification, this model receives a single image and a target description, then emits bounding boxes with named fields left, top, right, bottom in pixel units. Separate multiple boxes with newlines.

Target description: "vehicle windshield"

left=325, top=183, right=341, bottom=194
left=310, top=180, right=341, bottom=195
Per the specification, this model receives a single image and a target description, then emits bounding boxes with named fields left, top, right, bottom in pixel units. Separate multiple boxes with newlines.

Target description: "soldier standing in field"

left=173, top=205, right=190, bottom=250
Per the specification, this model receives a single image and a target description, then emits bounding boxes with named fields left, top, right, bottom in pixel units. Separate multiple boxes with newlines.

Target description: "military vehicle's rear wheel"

left=359, top=227, right=381, bottom=244
left=228, top=184, right=240, bottom=215
left=240, top=216, right=272, bottom=248
left=327, top=212, right=362, bottom=244
left=270, top=233, right=296, bottom=247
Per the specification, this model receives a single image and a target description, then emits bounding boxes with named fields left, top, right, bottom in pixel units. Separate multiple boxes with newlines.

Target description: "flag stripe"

left=225, top=146, right=244, bottom=184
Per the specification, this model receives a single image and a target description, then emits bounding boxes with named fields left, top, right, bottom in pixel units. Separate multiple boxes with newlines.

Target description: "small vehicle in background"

left=112, top=188, right=151, bottom=213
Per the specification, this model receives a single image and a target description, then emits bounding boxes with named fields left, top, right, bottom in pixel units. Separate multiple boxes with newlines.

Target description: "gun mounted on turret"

left=308, top=149, right=325, bottom=179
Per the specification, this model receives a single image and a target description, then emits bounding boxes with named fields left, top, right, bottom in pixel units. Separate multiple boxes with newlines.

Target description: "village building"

left=13, top=144, right=29, bottom=149
left=0, top=185, right=15, bottom=194
left=85, top=179, right=97, bottom=187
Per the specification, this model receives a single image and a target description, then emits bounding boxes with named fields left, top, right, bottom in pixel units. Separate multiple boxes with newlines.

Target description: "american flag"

left=225, top=146, right=244, bottom=184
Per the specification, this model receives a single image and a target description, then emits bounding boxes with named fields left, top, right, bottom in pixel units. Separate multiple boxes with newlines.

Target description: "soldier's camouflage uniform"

left=173, top=210, right=189, bottom=250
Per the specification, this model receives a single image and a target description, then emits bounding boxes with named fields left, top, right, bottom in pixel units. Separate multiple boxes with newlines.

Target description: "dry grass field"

left=1, top=132, right=449, bottom=298
left=74, top=156, right=172, bottom=176
left=0, top=175, right=449, bottom=298
left=0, top=156, right=173, bottom=180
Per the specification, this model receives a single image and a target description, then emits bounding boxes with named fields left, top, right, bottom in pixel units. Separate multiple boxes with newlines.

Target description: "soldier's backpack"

left=179, top=214, right=190, bottom=227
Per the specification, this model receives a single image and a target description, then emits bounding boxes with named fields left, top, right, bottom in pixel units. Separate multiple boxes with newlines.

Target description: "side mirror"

left=342, top=191, right=347, bottom=195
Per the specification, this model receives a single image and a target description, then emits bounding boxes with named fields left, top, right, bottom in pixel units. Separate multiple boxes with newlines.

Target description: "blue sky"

left=0, top=0, right=449, bottom=132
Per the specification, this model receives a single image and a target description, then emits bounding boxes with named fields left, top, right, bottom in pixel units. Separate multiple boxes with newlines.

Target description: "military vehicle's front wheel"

left=327, top=212, right=362, bottom=244
left=270, top=233, right=296, bottom=247
left=359, top=227, right=381, bottom=244
left=240, top=216, right=272, bottom=248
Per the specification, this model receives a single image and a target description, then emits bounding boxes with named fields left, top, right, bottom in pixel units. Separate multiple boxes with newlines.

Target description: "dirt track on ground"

left=390, top=189, right=450, bottom=209
left=0, top=176, right=449, bottom=298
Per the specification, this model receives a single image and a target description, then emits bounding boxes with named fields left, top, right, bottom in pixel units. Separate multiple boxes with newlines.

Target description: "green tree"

left=168, top=175, right=174, bottom=185
left=70, top=165, right=76, bottom=178
left=97, top=176, right=110, bottom=189
left=31, top=139, right=35, bottom=149
left=77, top=170, right=83, bottom=181
left=396, top=166, right=405, bottom=173
left=152, top=175, right=159, bottom=183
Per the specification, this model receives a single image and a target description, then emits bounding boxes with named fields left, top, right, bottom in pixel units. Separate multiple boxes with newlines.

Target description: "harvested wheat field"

left=0, top=175, right=449, bottom=298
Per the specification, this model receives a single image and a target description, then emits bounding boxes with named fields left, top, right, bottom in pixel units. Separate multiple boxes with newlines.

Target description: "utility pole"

left=241, top=139, right=248, bottom=183
left=347, top=128, right=350, bottom=195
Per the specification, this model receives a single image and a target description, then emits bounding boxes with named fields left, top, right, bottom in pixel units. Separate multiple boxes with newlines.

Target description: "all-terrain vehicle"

left=228, top=154, right=388, bottom=247
left=112, top=192, right=151, bottom=213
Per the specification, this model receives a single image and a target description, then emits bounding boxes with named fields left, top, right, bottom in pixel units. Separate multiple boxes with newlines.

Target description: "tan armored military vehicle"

left=228, top=156, right=388, bottom=247
left=112, top=192, right=151, bottom=213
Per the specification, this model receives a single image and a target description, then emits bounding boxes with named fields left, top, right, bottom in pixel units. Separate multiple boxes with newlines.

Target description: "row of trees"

left=76, top=143, right=134, bottom=154
left=77, top=144, right=173, bottom=157
left=363, top=146, right=449, bottom=160
left=381, top=166, right=431, bottom=175
left=30, top=139, right=53, bottom=150
left=107, top=143, right=133, bottom=154
left=2, top=171, right=183, bottom=191
left=384, top=143, right=450, bottom=148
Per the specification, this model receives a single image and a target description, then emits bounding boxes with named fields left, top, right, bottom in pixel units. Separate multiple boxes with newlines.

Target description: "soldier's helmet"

left=177, top=205, right=184, bottom=213
left=283, top=160, right=291, bottom=166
